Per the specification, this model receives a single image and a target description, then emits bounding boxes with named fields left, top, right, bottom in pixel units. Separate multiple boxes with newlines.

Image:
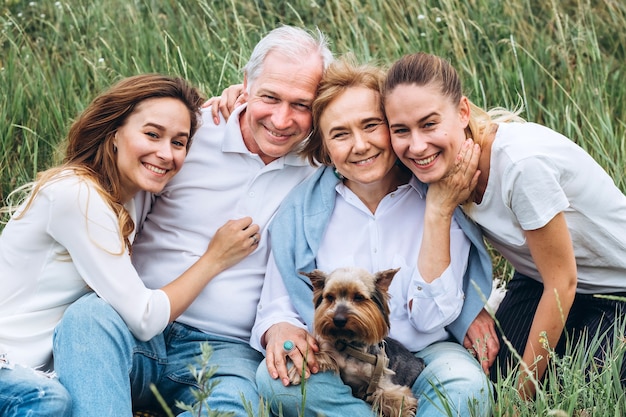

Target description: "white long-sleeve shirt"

left=0, top=173, right=170, bottom=369
left=252, top=178, right=471, bottom=353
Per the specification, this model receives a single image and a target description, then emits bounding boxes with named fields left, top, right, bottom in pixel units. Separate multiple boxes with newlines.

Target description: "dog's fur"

left=290, top=267, right=426, bottom=417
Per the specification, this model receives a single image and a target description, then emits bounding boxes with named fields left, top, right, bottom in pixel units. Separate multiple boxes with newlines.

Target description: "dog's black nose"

left=333, top=307, right=348, bottom=327
left=333, top=315, right=347, bottom=327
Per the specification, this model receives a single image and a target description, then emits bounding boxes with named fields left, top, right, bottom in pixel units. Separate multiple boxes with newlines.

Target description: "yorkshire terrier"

left=289, top=267, right=426, bottom=417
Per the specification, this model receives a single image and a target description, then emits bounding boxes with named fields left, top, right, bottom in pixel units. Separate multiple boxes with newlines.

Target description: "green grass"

left=2, top=0, right=625, bottom=415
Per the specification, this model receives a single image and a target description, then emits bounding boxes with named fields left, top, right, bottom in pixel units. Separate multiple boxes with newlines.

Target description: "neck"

left=473, top=124, right=497, bottom=204
left=345, top=165, right=410, bottom=214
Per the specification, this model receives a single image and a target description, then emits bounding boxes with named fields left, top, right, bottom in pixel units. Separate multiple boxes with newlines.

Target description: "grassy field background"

left=1, top=0, right=625, bottom=415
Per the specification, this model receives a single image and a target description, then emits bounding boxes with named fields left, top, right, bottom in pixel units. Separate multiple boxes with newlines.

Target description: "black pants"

left=490, top=272, right=626, bottom=383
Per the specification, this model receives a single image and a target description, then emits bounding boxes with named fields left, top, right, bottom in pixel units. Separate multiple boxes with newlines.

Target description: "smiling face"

left=240, top=50, right=323, bottom=164
left=113, top=97, right=191, bottom=202
left=320, top=86, right=397, bottom=191
left=384, top=83, right=470, bottom=184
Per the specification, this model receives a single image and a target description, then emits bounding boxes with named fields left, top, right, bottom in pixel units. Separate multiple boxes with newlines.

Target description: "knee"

left=56, top=293, right=124, bottom=339
left=43, top=381, right=73, bottom=416
left=21, top=377, right=72, bottom=416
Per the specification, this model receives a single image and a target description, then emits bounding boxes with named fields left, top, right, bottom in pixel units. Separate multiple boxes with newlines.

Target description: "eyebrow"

left=144, top=122, right=189, bottom=138
left=327, top=116, right=385, bottom=136
left=389, top=111, right=437, bottom=128
left=257, top=88, right=314, bottom=105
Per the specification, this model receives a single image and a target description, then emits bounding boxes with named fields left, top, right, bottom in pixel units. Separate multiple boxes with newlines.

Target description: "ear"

left=458, top=96, right=471, bottom=128
left=242, top=73, right=250, bottom=102
left=374, top=268, right=400, bottom=292
left=300, top=270, right=327, bottom=292
left=111, top=132, right=119, bottom=153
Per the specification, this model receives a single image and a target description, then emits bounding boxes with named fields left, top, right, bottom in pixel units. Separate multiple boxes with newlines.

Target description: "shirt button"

left=249, top=191, right=255, bottom=197
left=417, top=286, right=423, bottom=291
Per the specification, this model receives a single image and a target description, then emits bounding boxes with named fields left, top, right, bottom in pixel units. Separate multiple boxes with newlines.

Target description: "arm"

left=51, top=178, right=258, bottom=340
left=409, top=138, right=480, bottom=326
left=253, top=254, right=319, bottom=386
left=419, top=138, right=480, bottom=281
left=517, top=212, right=577, bottom=398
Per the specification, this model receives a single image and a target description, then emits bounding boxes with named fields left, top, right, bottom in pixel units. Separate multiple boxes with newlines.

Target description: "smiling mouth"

left=414, top=153, right=438, bottom=166
left=144, top=163, right=168, bottom=175
left=266, top=127, right=292, bottom=140
left=353, top=155, right=378, bottom=165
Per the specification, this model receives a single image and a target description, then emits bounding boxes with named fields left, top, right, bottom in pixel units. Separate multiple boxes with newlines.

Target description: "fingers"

left=207, top=217, right=260, bottom=271
left=264, top=324, right=318, bottom=386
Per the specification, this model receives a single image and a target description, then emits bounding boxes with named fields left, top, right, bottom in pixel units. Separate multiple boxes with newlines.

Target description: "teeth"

left=415, top=154, right=437, bottom=166
left=354, top=156, right=376, bottom=165
left=145, top=164, right=167, bottom=174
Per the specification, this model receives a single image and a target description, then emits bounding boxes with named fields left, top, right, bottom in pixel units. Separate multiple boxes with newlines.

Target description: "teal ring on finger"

left=283, top=340, right=295, bottom=353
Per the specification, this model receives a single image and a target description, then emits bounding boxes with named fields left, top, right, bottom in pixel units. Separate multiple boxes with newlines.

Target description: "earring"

left=333, top=168, right=345, bottom=180
left=113, top=145, right=117, bottom=153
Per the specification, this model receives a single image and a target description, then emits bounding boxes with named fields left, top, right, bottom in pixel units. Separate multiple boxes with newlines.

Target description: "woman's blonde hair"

left=300, top=56, right=386, bottom=166
left=2, top=74, right=204, bottom=254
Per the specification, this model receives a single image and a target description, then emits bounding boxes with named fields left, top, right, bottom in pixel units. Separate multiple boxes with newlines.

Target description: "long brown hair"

left=4, top=74, right=204, bottom=253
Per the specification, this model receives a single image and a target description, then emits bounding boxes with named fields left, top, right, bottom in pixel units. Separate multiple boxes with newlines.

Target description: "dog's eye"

left=353, top=294, right=366, bottom=302
left=325, top=294, right=335, bottom=303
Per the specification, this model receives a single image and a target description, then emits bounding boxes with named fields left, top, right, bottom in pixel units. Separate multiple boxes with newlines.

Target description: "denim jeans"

left=52, top=293, right=263, bottom=417
left=0, top=362, right=72, bottom=417
left=257, top=341, right=493, bottom=417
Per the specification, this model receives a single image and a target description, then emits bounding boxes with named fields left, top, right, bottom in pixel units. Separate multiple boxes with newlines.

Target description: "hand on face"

left=426, top=138, right=481, bottom=214
left=263, top=322, right=319, bottom=386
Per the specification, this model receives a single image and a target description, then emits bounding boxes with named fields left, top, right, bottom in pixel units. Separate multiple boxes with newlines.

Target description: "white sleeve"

left=46, top=179, right=170, bottom=341
left=504, top=156, right=569, bottom=230
left=133, top=190, right=155, bottom=232
left=250, top=252, right=306, bottom=353
left=407, top=221, right=470, bottom=333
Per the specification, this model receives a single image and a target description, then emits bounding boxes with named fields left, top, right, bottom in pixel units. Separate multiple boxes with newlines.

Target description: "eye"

left=353, top=293, right=366, bottom=302
left=293, top=102, right=311, bottom=112
left=171, top=139, right=187, bottom=148
left=331, top=131, right=348, bottom=141
left=261, top=95, right=278, bottom=103
left=324, top=294, right=335, bottom=303
left=423, top=121, right=436, bottom=129
left=391, top=127, right=409, bottom=136
left=146, top=131, right=159, bottom=139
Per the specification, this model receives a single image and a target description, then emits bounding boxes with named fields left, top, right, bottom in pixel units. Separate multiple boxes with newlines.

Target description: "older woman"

left=250, top=58, right=493, bottom=417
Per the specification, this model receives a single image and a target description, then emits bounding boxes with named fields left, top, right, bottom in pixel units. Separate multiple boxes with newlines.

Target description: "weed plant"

left=1, top=0, right=625, bottom=415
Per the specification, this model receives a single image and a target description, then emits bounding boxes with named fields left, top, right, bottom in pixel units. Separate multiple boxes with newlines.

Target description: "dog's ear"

left=299, top=270, right=327, bottom=292
left=374, top=268, right=400, bottom=292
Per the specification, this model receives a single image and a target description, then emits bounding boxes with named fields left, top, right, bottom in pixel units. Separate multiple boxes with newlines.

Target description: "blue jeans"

left=257, top=341, right=492, bottom=417
left=52, top=293, right=263, bottom=417
left=0, top=362, right=72, bottom=416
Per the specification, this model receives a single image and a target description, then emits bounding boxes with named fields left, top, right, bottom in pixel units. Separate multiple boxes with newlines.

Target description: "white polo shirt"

left=132, top=105, right=315, bottom=342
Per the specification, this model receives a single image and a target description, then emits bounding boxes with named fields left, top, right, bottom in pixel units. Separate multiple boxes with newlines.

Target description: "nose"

left=271, top=103, right=293, bottom=131
left=333, top=305, right=349, bottom=328
left=155, top=141, right=173, bottom=161
left=352, top=130, right=370, bottom=153
left=408, top=130, right=428, bottom=154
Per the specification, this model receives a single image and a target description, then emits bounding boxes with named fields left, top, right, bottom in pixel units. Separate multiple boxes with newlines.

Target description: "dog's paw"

left=372, top=386, right=417, bottom=417
left=287, top=364, right=304, bottom=386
